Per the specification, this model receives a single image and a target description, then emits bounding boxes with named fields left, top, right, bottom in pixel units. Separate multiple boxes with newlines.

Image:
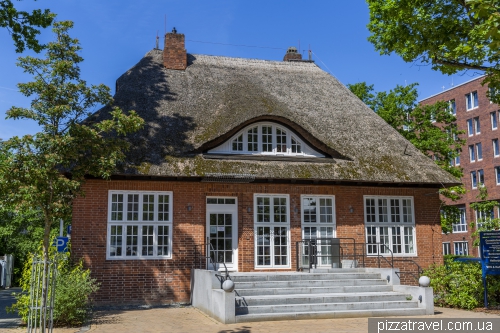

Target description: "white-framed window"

left=448, top=100, right=456, bottom=115
left=208, top=122, right=324, bottom=158
left=254, top=194, right=290, bottom=268
left=364, top=196, right=416, bottom=256
left=491, top=111, right=498, bottom=130
left=479, top=169, right=484, bottom=186
left=455, top=149, right=460, bottom=166
left=496, top=166, right=500, bottom=185
left=471, top=171, right=478, bottom=189
left=467, top=119, right=473, bottom=136
left=466, top=91, right=479, bottom=110
left=494, top=139, right=500, bottom=157
left=452, top=207, right=467, bottom=233
left=477, top=143, right=483, bottom=161
left=474, top=117, right=481, bottom=134
left=469, top=145, right=476, bottom=162
left=443, top=242, right=451, bottom=255
left=476, top=208, right=494, bottom=229
left=454, top=241, right=469, bottom=255
left=107, top=191, right=173, bottom=260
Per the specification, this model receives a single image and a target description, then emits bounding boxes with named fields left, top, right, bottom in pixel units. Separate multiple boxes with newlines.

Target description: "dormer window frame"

left=208, top=122, right=325, bottom=158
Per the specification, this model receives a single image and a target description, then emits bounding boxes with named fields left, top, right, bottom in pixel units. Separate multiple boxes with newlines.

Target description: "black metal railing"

left=193, top=237, right=231, bottom=288
left=295, top=238, right=422, bottom=283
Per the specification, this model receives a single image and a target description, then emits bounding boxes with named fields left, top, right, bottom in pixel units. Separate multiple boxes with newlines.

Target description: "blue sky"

left=0, top=0, right=483, bottom=140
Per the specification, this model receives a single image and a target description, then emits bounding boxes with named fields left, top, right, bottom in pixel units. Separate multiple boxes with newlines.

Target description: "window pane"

left=494, top=139, right=499, bottom=156
left=467, top=119, right=473, bottom=136
left=110, top=225, right=123, bottom=256
left=273, top=197, right=287, bottom=222
left=126, top=225, right=138, bottom=256
left=404, top=227, right=414, bottom=254
left=492, top=112, right=498, bottom=129
left=378, top=199, right=388, bottom=222
left=366, top=226, right=377, bottom=254
left=111, top=194, right=124, bottom=221
left=143, top=194, right=155, bottom=221
left=477, top=143, right=482, bottom=160
left=158, top=194, right=170, bottom=221
left=256, top=197, right=271, bottom=222
left=256, top=227, right=271, bottom=266
left=273, top=227, right=288, bottom=266
left=232, top=134, right=243, bottom=151
left=392, top=227, right=402, bottom=253
left=390, top=199, right=401, bottom=223
left=366, top=198, right=376, bottom=223
left=303, top=197, right=317, bottom=223
left=291, top=137, right=301, bottom=153
left=127, top=194, right=139, bottom=221
left=247, top=127, right=258, bottom=151
left=319, top=198, right=333, bottom=223
left=142, top=225, right=154, bottom=256
left=262, top=126, right=273, bottom=152
left=157, top=226, right=169, bottom=256
left=276, top=128, right=287, bottom=153
left=471, top=171, right=477, bottom=188
left=402, top=199, right=412, bottom=223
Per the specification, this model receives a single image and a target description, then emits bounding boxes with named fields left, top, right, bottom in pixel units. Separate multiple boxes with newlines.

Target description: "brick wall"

left=420, top=77, right=500, bottom=257
left=163, top=31, right=187, bottom=70
left=72, top=180, right=443, bottom=305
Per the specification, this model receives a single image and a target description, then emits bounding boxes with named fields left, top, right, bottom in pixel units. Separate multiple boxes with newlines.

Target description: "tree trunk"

left=40, top=215, right=52, bottom=332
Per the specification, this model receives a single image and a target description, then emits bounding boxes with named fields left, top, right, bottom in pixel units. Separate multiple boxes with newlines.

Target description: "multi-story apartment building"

left=420, top=76, right=499, bottom=257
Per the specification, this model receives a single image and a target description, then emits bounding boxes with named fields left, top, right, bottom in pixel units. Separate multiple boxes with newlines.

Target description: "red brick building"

left=420, top=76, right=500, bottom=257
left=72, top=29, right=458, bottom=306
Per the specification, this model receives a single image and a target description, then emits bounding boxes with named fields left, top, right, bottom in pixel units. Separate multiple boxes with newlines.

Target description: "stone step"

left=229, top=272, right=382, bottom=282
left=235, top=291, right=411, bottom=306
left=235, top=300, right=419, bottom=315
left=234, top=307, right=428, bottom=323
left=234, top=278, right=387, bottom=289
left=236, top=284, right=394, bottom=296
left=309, top=268, right=368, bottom=273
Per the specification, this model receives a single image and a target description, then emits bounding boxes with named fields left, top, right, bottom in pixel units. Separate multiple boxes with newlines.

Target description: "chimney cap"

left=286, top=46, right=298, bottom=54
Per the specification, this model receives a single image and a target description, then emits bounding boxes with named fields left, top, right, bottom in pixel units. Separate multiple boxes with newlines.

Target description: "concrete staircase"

left=230, top=268, right=427, bottom=322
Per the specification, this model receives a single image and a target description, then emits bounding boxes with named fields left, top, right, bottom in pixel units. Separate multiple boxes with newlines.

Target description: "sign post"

left=479, top=231, right=500, bottom=308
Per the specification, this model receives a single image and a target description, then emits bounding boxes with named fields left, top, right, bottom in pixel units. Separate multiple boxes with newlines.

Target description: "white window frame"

left=452, top=207, right=467, bottom=233
left=107, top=191, right=173, bottom=260
left=476, top=143, right=483, bottom=161
left=442, top=242, right=451, bottom=256
left=494, top=139, right=500, bottom=158
left=466, top=91, right=479, bottom=110
left=471, top=171, right=478, bottom=189
left=454, top=241, right=469, bottom=256
left=448, top=100, right=456, bottom=115
left=469, top=145, right=475, bottom=162
left=254, top=194, right=291, bottom=269
left=455, top=149, right=460, bottom=166
left=491, top=111, right=498, bottom=130
left=496, top=166, right=500, bottom=185
left=207, top=122, right=324, bottom=158
left=478, top=169, right=484, bottom=186
left=467, top=119, right=474, bottom=136
left=475, top=208, right=494, bottom=229
left=364, top=196, right=416, bottom=257
left=474, top=117, right=481, bottom=134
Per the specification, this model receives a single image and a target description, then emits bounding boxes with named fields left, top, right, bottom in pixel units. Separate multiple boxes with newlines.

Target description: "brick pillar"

left=283, top=46, right=302, bottom=62
left=163, top=28, right=187, bottom=70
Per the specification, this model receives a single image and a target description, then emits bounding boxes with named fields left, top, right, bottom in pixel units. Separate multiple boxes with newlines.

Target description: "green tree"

left=348, top=82, right=465, bottom=232
left=0, top=20, right=143, bottom=325
left=366, top=0, right=500, bottom=103
left=469, top=186, right=500, bottom=246
left=0, top=0, right=54, bottom=52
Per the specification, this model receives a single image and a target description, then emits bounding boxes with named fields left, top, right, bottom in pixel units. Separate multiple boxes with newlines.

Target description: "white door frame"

left=206, top=197, right=238, bottom=271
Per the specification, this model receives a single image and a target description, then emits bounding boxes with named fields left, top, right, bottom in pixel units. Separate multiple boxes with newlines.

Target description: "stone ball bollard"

left=222, top=279, right=235, bottom=292
left=419, top=276, right=431, bottom=287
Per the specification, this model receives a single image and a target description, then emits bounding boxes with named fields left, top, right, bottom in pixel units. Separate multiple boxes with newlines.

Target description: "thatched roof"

left=90, top=49, right=459, bottom=186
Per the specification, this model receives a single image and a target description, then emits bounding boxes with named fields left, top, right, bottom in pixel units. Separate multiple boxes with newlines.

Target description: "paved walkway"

left=2, top=299, right=500, bottom=333
left=0, top=287, right=22, bottom=330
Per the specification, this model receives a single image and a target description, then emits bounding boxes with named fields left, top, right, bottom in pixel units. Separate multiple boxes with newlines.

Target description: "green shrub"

left=8, top=247, right=99, bottom=326
left=424, top=259, right=500, bottom=310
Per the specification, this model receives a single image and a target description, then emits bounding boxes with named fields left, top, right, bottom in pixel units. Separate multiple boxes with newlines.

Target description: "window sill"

left=106, top=256, right=172, bottom=260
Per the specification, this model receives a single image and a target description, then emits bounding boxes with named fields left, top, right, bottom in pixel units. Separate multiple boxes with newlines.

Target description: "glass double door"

left=206, top=198, right=238, bottom=271
left=302, top=226, right=336, bottom=267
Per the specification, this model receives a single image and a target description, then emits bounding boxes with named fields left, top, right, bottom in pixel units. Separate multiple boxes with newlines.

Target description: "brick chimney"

left=163, top=27, right=187, bottom=70
left=283, top=46, right=302, bottom=62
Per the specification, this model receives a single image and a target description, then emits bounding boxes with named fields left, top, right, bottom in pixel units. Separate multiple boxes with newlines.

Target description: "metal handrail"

left=193, top=238, right=231, bottom=288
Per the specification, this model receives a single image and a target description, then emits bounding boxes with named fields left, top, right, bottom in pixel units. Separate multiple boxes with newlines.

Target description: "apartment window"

left=477, top=143, right=483, bottom=161
left=364, top=196, right=416, bottom=256
left=474, top=117, right=481, bottom=134
left=443, top=242, right=451, bottom=256
left=476, top=209, right=494, bottom=229
left=494, top=139, right=499, bottom=157
left=455, top=149, right=460, bottom=166
left=107, top=191, right=173, bottom=259
left=469, top=145, right=476, bottom=162
left=254, top=194, right=290, bottom=268
left=496, top=166, right=500, bottom=185
left=471, top=171, right=477, bottom=189
left=491, top=111, right=498, bottom=130
left=454, top=241, right=469, bottom=255
left=467, top=119, right=474, bottom=136
left=478, top=169, right=484, bottom=186
left=466, top=91, right=479, bottom=110
left=452, top=207, right=467, bottom=233
left=448, top=100, right=456, bottom=115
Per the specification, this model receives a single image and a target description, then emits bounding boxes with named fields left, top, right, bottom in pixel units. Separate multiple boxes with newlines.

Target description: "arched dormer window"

left=207, top=122, right=324, bottom=158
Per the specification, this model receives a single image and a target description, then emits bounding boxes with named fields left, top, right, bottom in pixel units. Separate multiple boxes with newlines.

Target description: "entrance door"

left=206, top=197, right=238, bottom=271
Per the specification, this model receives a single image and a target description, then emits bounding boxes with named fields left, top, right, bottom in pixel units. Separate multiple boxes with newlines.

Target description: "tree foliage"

left=469, top=186, right=500, bottom=246
left=366, top=0, right=500, bottom=103
left=0, top=0, right=54, bottom=52
left=0, top=21, right=143, bottom=312
left=348, top=82, right=466, bottom=231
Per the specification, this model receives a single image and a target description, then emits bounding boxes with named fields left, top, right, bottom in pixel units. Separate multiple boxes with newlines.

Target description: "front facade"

left=72, top=30, right=458, bottom=305
left=420, top=77, right=500, bottom=257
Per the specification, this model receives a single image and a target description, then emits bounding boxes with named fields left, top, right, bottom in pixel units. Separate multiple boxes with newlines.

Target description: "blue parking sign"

left=55, top=236, right=69, bottom=253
